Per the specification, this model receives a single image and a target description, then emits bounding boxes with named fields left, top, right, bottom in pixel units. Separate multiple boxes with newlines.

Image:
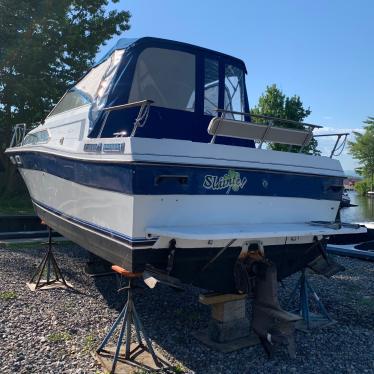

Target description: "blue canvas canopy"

left=78, top=37, right=254, bottom=147
left=95, top=37, right=248, bottom=71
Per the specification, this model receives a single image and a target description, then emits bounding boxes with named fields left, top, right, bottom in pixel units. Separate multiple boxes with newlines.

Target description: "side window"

left=23, top=130, right=49, bottom=145
left=224, top=65, right=245, bottom=120
left=129, top=48, right=196, bottom=112
left=204, top=58, right=219, bottom=116
left=49, top=90, right=90, bottom=117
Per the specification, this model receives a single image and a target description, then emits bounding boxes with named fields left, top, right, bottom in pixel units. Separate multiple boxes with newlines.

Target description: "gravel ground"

left=0, top=242, right=373, bottom=374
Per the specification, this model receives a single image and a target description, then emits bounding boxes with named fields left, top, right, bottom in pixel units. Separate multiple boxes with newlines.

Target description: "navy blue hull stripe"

left=33, top=199, right=156, bottom=248
left=19, top=151, right=342, bottom=201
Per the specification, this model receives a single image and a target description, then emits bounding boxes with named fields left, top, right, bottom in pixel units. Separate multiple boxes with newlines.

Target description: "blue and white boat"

left=5, top=37, right=364, bottom=292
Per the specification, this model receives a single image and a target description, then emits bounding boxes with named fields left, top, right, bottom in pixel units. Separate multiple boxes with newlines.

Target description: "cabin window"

left=129, top=48, right=196, bottom=112
left=49, top=90, right=91, bottom=117
left=23, top=130, right=50, bottom=145
left=204, top=58, right=219, bottom=116
left=224, top=64, right=245, bottom=120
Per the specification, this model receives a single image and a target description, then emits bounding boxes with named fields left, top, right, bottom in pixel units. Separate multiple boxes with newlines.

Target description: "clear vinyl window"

left=48, top=90, right=91, bottom=117
left=204, top=58, right=219, bottom=116
left=129, top=48, right=196, bottom=112
left=224, top=64, right=245, bottom=120
left=23, top=130, right=50, bottom=145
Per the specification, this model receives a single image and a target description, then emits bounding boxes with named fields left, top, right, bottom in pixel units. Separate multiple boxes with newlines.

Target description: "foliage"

left=0, top=190, right=33, bottom=214
left=354, top=179, right=371, bottom=196
left=252, top=84, right=320, bottom=154
left=0, top=0, right=131, bottom=195
left=348, top=117, right=374, bottom=191
left=172, top=365, right=185, bottom=374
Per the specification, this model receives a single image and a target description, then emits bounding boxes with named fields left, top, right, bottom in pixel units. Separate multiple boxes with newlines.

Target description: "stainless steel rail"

left=97, top=99, right=154, bottom=138
left=314, top=133, right=349, bottom=158
left=215, top=108, right=323, bottom=129
left=214, top=108, right=349, bottom=157
left=9, top=123, right=26, bottom=147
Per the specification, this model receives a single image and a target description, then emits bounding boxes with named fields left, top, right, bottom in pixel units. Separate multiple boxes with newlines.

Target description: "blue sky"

left=102, top=0, right=374, bottom=172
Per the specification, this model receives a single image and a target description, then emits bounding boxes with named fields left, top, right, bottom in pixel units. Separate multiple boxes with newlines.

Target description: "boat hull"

left=18, top=162, right=341, bottom=242
left=7, top=140, right=344, bottom=293
left=34, top=200, right=322, bottom=292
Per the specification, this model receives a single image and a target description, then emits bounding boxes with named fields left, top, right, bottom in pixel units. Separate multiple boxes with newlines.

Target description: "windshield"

left=48, top=90, right=91, bottom=117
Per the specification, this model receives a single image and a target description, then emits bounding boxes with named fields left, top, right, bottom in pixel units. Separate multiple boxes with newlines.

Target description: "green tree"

left=349, top=117, right=374, bottom=193
left=251, top=84, right=320, bottom=154
left=0, top=0, right=130, bottom=196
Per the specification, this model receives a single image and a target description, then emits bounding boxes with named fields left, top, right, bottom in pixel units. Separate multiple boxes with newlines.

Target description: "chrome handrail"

left=213, top=108, right=350, bottom=158
left=9, top=123, right=26, bottom=147
left=97, top=99, right=154, bottom=138
left=314, top=133, right=349, bottom=158
left=213, top=108, right=318, bottom=153
left=215, top=108, right=323, bottom=129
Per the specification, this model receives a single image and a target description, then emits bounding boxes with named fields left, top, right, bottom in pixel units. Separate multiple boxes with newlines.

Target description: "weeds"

left=47, top=331, right=71, bottom=343
left=83, top=334, right=96, bottom=353
left=0, top=291, right=17, bottom=300
left=172, top=364, right=185, bottom=373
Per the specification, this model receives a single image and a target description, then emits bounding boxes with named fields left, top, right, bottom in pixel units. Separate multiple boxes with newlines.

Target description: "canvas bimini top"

left=49, top=37, right=254, bottom=147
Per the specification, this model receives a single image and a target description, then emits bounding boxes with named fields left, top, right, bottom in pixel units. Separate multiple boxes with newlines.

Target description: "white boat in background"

left=340, top=189, right=351, bottom=207
left=5, top=37, right=364, bottom=293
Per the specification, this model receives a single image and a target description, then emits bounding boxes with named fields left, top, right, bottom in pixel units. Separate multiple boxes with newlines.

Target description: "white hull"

left=21, top=168, right=340, bottom=249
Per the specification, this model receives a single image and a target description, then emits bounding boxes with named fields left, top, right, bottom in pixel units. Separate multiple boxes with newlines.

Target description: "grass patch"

left=0, top=290, right=17, bottom=300
left=5, top=240, right=73, bottom=250
left=172, top=365, right=185, bottom=373
left=0, top=193, right=34, bottom=215
left=5, top=242, right=48, bottom=250
left=83, top=334, right=96, bottom=353
left=47, top=331, right=71, bottom=343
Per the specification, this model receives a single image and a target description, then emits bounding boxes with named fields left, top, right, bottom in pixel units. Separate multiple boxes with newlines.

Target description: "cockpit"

left=48, top=37, right=253, bottom=147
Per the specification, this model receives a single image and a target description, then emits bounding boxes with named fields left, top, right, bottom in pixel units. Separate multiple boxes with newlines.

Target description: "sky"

left=101, top=0, right=374, bottom=172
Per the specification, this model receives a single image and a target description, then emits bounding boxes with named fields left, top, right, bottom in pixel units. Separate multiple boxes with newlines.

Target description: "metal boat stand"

left=286, top=269, right=336, bottom=332
left=26, top=227, right=71, bottom=291
left=95, top=265, right=167, bottom=373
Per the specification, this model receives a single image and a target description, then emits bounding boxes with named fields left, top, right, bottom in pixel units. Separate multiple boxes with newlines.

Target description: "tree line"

left=349, top=117, right=374, bottom=195
left=0, top=0, right=130, bottom=197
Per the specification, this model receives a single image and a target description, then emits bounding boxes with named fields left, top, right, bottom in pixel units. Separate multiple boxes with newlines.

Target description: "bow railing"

left=9, top=123, right=26, bottom=147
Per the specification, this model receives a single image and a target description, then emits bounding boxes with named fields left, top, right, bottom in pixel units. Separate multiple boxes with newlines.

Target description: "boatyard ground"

left=0, top=243, right=373, bottom=374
